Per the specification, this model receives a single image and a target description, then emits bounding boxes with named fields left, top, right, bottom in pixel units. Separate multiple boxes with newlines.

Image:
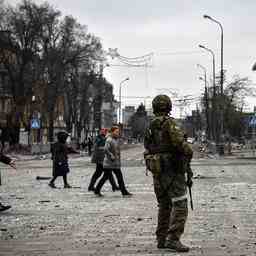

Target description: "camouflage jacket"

left=144, top=115, right=192, bottom=156
left=144, top=115, right=193, bottom=187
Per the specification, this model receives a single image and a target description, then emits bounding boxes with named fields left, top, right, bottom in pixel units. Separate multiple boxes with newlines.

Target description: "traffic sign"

left=249, top=116, right=256, bottom=127
left=31, top=118, right=40, bottom=129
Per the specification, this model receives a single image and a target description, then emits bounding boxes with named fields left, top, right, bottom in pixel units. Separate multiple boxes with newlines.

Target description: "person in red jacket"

left=0, top=153, right=16, bottom=212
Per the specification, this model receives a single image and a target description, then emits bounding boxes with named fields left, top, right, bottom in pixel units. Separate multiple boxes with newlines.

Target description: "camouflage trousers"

left=153, top=176, right=188, bottom=242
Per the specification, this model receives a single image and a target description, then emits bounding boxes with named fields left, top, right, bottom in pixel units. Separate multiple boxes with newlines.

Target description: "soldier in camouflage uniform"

left=144, top=95, right=193, bottom=252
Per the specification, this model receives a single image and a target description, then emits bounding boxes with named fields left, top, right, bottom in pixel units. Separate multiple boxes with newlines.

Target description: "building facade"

left=122, top=106, right=135, bottom=125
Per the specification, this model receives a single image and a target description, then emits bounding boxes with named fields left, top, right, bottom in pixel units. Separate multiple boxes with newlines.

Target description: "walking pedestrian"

left=87, top=136, right=93, bottom=156
left=144, top=95, right=193, bottom=252
left=0, top=127, right=9, bottom=153
left=88, top=128, right=119, bottom=192
left=49, top=131, right=78, bottom=189
left=0, top=153, right=16, bottom=212
left=94, top=126, right=132, bottom=197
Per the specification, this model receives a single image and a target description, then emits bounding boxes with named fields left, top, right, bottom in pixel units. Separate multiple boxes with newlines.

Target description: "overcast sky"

left=6, top=0, right=256, bottom=116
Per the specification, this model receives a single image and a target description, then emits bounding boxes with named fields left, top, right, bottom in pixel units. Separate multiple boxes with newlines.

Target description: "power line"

left=118, top=52, right=153, bottom=61
left=107, top=64, right=153, bottom=68
left=121, top=96, right=153, bottom=99
left=121, top=96, right=200, bottom=103
left=155, top=50, right=202, bottom=56
left=107, top=49, right=202, bottom=69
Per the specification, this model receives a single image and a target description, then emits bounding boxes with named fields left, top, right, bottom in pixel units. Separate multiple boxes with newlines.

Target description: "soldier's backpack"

left=143, top=116, right=170, bottom=176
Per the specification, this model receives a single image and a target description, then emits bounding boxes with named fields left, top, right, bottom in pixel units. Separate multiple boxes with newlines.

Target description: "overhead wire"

left=108, top=49, right=204, bottom=115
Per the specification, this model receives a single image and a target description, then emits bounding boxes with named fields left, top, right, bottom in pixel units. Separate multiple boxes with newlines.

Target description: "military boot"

left=165, top=240, right=189, bottom=252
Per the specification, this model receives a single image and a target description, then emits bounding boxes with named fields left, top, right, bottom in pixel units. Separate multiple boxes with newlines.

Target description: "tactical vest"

left=144, top=115, right=173, bottom=154
left=144, top=115, right=174, bottom=176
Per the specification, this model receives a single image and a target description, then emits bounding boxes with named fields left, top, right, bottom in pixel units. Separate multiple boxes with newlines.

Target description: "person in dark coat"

left=0, top=127, right=9, bottom=153
left=87, top=136, right=93, bottom=156
left=88, top=128, right=119, bottom=192
left=0, top=153, right=16, bottom=212
left=49, top=131, right=78, bottom=189
left=94, top=126, right=132, bottom=197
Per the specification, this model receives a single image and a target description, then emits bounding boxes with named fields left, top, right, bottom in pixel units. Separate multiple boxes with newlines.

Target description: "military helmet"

left=152, top=94, right=172, bottom=114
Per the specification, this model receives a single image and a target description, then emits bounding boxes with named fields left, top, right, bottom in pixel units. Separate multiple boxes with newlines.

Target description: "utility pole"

left=204, top=85, right=210, bottom=140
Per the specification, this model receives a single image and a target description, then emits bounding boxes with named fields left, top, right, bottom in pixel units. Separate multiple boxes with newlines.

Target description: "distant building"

left=112, top=100, right=119, bottom=125
left=101, top=102, right=116, bottom=128
left=98, top=80, right=116, bottom=129
left=122, top=106, right=135, bottom=125
left=146, top=107, right=154, bottom=120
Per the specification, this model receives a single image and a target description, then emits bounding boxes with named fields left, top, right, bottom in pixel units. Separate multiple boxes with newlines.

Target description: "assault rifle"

left=188, top=182, right=193, bottom=210
left=187, top=168, right=193, bottom=211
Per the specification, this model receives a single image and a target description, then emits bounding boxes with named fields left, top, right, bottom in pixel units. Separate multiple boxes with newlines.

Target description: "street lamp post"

left=203, top=15, right=224, bottom=95
left=119, top=77, right=129, bottom=125
left=197, top=64, right=207, bottom=88
left=204, top=14, right=225, bottom=155
left=198, top=45, right=216, bottom=95
left=199, top=76, right=210, bottom=139
left=199, top=44, right=217, bottom=142
left=197, top=64, right=210, bottom=140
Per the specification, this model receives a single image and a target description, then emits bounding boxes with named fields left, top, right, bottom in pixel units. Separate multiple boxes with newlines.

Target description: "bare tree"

left=40, top=13, right=104, bottom=141
left=0, top=0, right=56, bottom=144
left=0, top=0, right=106, bottom=144
left=223, top=76, right=255, bottom=140
left=129, top=104, right=149, bottom=141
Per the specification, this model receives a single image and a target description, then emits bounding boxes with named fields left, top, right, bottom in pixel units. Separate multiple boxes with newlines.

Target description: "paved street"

left=1, top=144, right=256, bottom=256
